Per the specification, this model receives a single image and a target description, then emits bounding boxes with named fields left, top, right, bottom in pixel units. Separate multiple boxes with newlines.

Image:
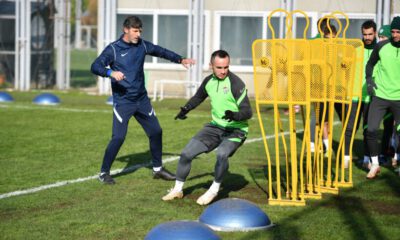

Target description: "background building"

left=0, top=0, right=399, bottom=98
left=0, top=0, right=55, bottom=90
left=110, top=0, right=399, bottom=98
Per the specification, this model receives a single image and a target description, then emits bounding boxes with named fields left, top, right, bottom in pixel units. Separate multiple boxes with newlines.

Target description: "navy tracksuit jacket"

left=91, top=36, right=183, bottom=172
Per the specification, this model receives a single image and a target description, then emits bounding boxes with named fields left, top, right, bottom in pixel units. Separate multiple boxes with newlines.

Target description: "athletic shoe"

left=366, top=165, right=381, bottom=179
left=162, top=189, right=183, bottom=201
left=153, top=167, right=176, bottom=181
left=196, top=190, right=218, bottom=206
left=98, top=172, right=115, bottom=184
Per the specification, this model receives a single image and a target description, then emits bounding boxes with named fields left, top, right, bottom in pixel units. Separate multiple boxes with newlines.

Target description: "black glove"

left=367, top=77, right=377, bottom=96
left=175, top=106, right=190, bottom=120
left=222, top=110, right=237, bottom=122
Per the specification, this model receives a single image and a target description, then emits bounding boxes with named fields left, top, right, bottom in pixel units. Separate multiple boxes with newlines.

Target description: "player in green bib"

left=365, top=17, right=400, bottom=179
left=377, top=25, right=399, bottom=168
left=343, top=20, right=377, bottom=169
left=162, top=50, right=252, bottom=205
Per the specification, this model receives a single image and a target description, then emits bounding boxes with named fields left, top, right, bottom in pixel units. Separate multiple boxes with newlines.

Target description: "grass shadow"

left=248, top=165, right=268, bottom=196
left=247, top=154, right=400, bottom=239
left=183, top=171, right=249, bottom=201
left=113, top=151, right=177, bottom=178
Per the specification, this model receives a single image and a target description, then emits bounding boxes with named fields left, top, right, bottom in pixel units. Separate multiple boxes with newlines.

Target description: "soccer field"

left=1, top=91, right=399, bottom=239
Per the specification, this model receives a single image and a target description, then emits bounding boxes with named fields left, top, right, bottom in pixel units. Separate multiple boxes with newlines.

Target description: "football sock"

left=310, top=142, right=315, bottom=152
left=209, top=181, right=220, bottom=194
left=153, top=166, right=162, bottom=172
left=173, top=180, right=184, bottom=192
left=371, top=156, right=379, bottom=166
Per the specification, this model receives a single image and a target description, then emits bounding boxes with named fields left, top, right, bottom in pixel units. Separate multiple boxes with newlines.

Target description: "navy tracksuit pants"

left=101, top=97, right=162, bottom=173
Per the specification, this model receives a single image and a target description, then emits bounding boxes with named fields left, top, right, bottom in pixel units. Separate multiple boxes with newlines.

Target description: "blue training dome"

left=199, top=198, right=273, bottom=231
left=33, top=93, right=60, bottom=105
left=0, top=92, right=14, bottom=102
left=145, top=220, right=220, bottom=240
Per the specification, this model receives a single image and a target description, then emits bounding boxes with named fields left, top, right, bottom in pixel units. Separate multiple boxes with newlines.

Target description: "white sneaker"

left=366, top=165, right=381, bottom=179
left=196, top=190, right=218, bottom=206
left=162, top=189, right=183, bottom=201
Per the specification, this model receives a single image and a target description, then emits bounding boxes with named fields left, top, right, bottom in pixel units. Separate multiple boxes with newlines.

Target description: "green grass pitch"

left=1, top=91, right=400, bottom=239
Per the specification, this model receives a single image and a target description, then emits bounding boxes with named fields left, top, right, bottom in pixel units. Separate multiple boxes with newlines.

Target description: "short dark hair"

left=210, top=50, right=230, bottom=63
left=317, top=18, right=328, bottom=29
left=123, top=16, right=143, bottom=29
left=361, top=20, right=376, bottom=32
left=323, top=24, right=337, bottom=36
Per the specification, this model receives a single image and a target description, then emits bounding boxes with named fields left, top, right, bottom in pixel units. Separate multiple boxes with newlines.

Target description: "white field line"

left=0, top=104, right=319, bottom=199
left=0, top=104, right=210, bottom=118
left=0, top=104, right=302, bottom=122
left=0, top=130, right=296, bottom=200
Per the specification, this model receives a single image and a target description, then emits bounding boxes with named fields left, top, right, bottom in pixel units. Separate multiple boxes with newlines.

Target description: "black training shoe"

left=99, top=172, right=115, bottom=184
left=153, top=167, right=176, bottom=181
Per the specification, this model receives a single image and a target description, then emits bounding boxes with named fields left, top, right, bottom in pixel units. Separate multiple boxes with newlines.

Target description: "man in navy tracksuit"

left=91, top=16, right=195, bottom=184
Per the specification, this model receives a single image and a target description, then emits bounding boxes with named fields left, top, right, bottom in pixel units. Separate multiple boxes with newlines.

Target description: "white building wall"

left=115, top=0, right=393, bottom=98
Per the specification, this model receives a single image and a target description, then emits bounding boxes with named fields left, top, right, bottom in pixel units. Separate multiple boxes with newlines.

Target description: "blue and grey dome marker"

left=106, top=96, right=113, bottom=105
left=199, top=198, right=273, bottom=231
left=145, top=220, right=220, bottom=240
left=32, top=93, right=60, bottom=105
left=0, top=92, right=14, bottom=102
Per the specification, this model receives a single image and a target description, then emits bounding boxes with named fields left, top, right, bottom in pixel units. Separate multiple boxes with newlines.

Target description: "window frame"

left=117, top=8, right=210, bottom=70
left=214, top=11, right=318, bottom=72
left=320, top=12, right=376, bottom=38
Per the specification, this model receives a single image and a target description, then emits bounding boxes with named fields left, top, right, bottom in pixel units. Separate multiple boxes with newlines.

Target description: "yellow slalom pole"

left=252, top=39, right=274, bottom=201
left=291, top=10, right=310, bottom=201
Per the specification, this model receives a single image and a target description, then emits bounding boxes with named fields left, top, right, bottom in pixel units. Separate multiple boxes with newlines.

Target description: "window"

left=215, top=12, right=317, bottom=70
left=0, top=18, right=15, bottom=51
left=295, top=17, right=313, bottom=39
left=266, top=16, right=281, bottom=38
left=157, top=15, right=188, bottom=63
left=338, top=18, right=374, bottom=39
left=220, top=16, right=262, bottom=66
left=116, top=10, right=209, bottom=68
left=320, top=13, right=375, bottom=39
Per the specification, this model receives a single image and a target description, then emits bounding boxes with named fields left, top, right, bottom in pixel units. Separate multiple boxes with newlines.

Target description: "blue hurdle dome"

left=199, top=198, right=273, bottom=231
left=33, top=93, right=60, bottom=105
left=145, top=221, right=220, bottom=240
left=106, top=96, right=113, bottom=105
left=0, top=92, right=14, bottom=102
